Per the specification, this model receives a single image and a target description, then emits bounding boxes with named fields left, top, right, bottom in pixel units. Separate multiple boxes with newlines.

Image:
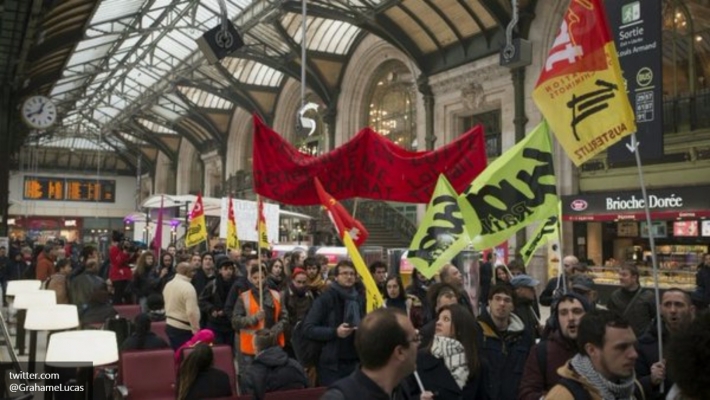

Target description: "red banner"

left=252, top=115, right=488, bottom=205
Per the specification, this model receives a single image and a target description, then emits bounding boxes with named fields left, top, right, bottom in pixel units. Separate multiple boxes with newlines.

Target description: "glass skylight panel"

left=119, top=132, right=147, bottom=145
left=137, top=117, right=177, bottom=134
left=51, top=78, right=86, bottom=97
left=66, top=42, right=115, bottom=68
left=74, top=34, right=120, bottom=52
left=90, top=0, right=144, bottom=25
left=151, top=106, right=182, bottom=122
left=178, top=86, right=233, bottom=109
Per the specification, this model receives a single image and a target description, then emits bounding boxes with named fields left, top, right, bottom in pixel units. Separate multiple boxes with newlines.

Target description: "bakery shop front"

left=561, top=186, right=710, bottom=295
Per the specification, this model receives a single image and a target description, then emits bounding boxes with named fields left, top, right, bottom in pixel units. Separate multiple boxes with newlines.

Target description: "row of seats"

left=119, top=345, right=236, bottom=399
left=118, top=345, right=325, bottom=399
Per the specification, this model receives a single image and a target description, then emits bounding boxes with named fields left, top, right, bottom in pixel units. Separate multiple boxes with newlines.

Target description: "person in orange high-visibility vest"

left=232, top=264, right=288, bottom=371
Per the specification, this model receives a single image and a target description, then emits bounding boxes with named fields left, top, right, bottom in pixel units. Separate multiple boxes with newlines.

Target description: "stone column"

left=418, top=75, right=436, bottom=151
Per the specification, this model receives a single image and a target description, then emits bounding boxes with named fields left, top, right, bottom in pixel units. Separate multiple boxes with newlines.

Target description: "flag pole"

left=257, top=194, right=264, bottom=310
left=627, top=133, right=663, bottom=391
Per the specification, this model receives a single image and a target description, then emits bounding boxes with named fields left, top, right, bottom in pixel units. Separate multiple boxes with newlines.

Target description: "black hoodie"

left=243, top=346, right=308, bottom=400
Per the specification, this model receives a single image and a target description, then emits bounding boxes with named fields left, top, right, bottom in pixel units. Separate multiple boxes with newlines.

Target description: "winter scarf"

left=331, top=282, right=362, bottom=327
left=430, top=335, right=469, bottom=389
left=570, top=354, right=636, bottom=399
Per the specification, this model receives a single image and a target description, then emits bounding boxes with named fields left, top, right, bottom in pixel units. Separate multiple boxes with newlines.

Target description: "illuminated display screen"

left=23, top=176, right=116, bottom=203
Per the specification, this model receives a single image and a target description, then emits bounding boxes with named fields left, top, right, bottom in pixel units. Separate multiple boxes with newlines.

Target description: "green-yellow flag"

left=458, top=121, right=558, bottom=250
left=520, top=214, right=559, bottom=267
left=407, top=175, right=469, bottom=279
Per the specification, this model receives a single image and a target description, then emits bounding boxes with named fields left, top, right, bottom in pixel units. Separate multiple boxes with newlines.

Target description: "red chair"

left=118, top=348, right=175, bottom=399
left=263, top=387, right=327, bottom=399
left=181, top=345, right=237, bottom=395
left=114, top=304, right=142, bottom=321
left=150, top=320, right=169, bottom=344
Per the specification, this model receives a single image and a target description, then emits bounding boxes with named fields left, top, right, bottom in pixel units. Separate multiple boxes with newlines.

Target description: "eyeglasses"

left=293, top=280, right=308, bottom=285
left=338, top=271, right=356, bottom=277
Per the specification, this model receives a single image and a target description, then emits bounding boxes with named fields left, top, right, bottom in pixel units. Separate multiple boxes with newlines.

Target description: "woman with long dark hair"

left=384, top=275, right=410, bottom=314
left=120, top=313, right=169, bottom=351
left=408, top=304, right=487, bottom=399
left=176, top=343, right=232, bottom=400
left=266, top=258, right=287, bottom=291
left=132, top=251, right=158, bottom=312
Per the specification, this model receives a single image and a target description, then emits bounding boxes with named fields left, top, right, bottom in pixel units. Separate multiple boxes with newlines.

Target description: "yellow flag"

left=520, top=214, right=559, bottom=267
left=226, top=196, right=240, bottom=251
left=257, top=197, right=269, bottom=250
left=342, top=230, right=384, bottom=313
left=458, top=122, right=558, bottom=250
left=532, top=0, right=637, bottom=166
left=407, top=175, right=469, bottom=279
left=185, top=193, right=208, bottom=248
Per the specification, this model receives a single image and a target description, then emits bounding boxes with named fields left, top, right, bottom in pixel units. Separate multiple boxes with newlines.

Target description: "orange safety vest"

left=239, top=289, right=285, bottom=355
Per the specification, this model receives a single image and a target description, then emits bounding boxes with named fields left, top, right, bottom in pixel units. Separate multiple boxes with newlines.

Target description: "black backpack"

left=290, top=320, right=322, bottom=367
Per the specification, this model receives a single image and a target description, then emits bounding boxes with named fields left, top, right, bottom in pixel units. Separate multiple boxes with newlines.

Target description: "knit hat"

left=292, top=267, right=307, bottom=278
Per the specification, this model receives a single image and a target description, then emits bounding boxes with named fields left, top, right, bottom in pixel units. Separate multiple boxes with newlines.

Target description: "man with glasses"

left=540, top=255, right=582, bottom=306
left=321, top=308, right=433, bottom=400
left=163, top=261, right=201, bottom=349
left=303, top=260, right=365, bottom=386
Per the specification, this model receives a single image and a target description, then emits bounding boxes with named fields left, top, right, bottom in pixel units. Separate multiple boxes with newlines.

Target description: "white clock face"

left=21, top=95, right=57, bottom=130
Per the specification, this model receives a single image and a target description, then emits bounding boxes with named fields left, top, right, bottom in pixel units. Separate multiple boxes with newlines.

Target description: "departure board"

left=23, top=176, right=116, bottom=203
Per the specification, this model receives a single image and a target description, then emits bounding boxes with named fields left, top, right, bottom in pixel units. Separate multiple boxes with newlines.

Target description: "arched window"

left=366, top=61, right=417, bottom=150
left=662, top=1, right=710, bottom=97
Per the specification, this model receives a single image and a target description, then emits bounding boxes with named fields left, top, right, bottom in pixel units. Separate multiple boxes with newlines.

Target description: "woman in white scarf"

left=407, top=304, right=487, bottom=399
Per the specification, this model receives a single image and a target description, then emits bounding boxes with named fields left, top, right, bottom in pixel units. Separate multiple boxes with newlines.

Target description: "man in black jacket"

left=303, top=260, right=364, bottom=386
left=199, top=258, right=237, bottom=348
left=244, top=329, right=307, bottom=400
left=321, top=308, right=433, bottom=400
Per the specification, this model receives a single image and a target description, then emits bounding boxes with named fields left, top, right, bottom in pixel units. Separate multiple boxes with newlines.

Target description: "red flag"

left=314, top=177, right=369, bottom=247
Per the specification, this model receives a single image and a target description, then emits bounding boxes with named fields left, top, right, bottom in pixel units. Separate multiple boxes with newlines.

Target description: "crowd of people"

left=1, top=233, right=710, bottom=400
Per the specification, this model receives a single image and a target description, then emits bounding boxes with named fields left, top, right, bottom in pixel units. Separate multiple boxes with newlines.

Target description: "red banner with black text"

left=252, top=115, right=488, bottom=205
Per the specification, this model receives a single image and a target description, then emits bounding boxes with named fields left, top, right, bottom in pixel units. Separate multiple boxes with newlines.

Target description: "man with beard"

left=439, top=264, right=475, bottom=315
left=519, top=293, right=591, bottom=400
left=232, top=264, right=288, bottom=372
left=635, top=288, right=695, bottom=400
left=546, top=309, right=643, bottom=400
left=302, top=260, right=364, bottom=386
left=199, top=258, right=237, bottom=348
left=280, top=268, right=314, bottom=359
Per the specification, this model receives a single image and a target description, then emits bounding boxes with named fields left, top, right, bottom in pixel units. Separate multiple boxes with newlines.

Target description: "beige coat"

left=545, top=361, right=645, bottom=400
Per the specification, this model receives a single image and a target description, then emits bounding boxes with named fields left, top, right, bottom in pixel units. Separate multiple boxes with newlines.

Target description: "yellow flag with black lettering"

left=342, top=230, right=384, bottom=313
left=533, top=0, right=636, bottom=166
left=407, top=175, right=469, bottom=279
left=458, top=121, right=558, bottom=250
left=520, top=213, right=559, bottom=267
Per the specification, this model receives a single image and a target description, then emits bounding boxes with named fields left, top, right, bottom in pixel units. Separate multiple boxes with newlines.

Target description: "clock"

left=21, top=95, right=57, bottom=130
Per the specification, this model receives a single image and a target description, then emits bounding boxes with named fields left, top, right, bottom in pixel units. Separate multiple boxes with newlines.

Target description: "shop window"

left=460, top=110, right=502, bottom=158
left=366, top=61, right=417, bottom=150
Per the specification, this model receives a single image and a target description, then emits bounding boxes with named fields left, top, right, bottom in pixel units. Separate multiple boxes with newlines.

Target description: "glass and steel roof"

left=23, top=0, right=506, bottom=174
